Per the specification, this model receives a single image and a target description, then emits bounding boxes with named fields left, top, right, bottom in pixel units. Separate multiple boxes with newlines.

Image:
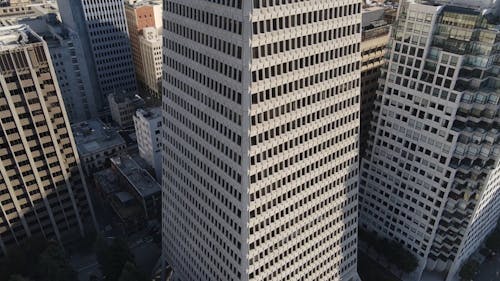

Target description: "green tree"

left=96, top=237, right=134, bottom=281
left=118, top=262, right=148, bottom=281
left=459, top=259, right=479, bottom=281
left=36, top=241, right=77, bottom=281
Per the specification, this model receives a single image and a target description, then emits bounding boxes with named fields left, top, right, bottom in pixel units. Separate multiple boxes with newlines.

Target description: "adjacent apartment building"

left=57, top=0, right=137, bottom=110
left=0, top=25, right=96, bottom=256
left=163, top=1, right=362, bottom=280
left=359, top=1, right=500, bottom=280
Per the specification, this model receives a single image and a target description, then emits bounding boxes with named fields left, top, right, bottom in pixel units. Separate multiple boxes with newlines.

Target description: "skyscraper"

left=360, top=7, right=392, bottom=160
left=138, top=27, right=162, bottom=99
left=57, top=0, right=137, bottom=109
left=21, top=14, right=100, bottom=123
left=0, top=24, right=96, bottom=256
left=162, top=1, right=362, bottom=280
left=359, top=1, right=500, bottom=280
left=125, top=0, right=162, bottom=97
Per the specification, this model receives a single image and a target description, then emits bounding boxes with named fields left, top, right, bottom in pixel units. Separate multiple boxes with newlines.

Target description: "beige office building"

left=125, top=0, right=162, bottom=96
left=0, top=25, right=96, bottom=256
left=139, top=27, right=162, bottom=98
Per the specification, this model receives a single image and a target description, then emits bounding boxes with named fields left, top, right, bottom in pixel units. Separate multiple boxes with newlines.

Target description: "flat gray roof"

left=72, top=119, right=126, bottom=157
left=110, top=154, right=161, bottom=198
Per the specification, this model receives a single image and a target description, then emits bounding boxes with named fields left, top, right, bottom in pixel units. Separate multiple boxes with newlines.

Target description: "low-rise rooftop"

left=136, top=107, right=162, bottom=121
left=110, top=154, right=161, bottom=198
left=0, top=24, right=40, bottom=50
left=72, top=119, right=126, bottom=157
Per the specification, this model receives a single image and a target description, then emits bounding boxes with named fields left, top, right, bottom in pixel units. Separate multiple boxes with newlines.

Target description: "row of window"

left=166, top=74, right=242, bottom=127
left=165, top=20, right=242, bottom=59
left=164, top=152, right=242, bottom=280
left=165, top=2, right=243, bottom=35
left=252, top=42, right=359, bottom=82
left=253, top=23, right=360, bottom=59
left=164, top=57, right=243, bottom=107
left=166, top=39, right=242, bottom=82
left=250, top=126, right=357, bottom=203
left=251, top=79, right=357, bottom=126
left=164, top=109, right=242, bottom=202
left=252, top=61, right=359, bottom=105
left=252, top=4, right=361, bottom=35
left=166, top=113, right=242, bottom=185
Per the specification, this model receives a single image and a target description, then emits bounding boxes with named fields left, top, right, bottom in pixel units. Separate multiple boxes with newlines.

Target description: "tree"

left=36, top=241, right=77, bottom=281
left=459, top=259, right=479, bottom=281
left=96, top=236, right=134, bottom=281
left=118, top=262, right=148, bottom=281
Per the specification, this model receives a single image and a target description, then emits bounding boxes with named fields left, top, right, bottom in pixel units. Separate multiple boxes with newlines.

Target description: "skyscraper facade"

left=0, top=24, right=96, bottom=256
left=162, top=1, right=362, bottom=280
left=360, top=7, right=392, bottom=160
left=359, top=1, right=499, bottom=280
left=125, top=0, right=162, bottom=96
left=138, top=27, right=162, bottom=98
left=22, top=14, right=100, bottom=123
left=57, top=0, right=137, bottom=109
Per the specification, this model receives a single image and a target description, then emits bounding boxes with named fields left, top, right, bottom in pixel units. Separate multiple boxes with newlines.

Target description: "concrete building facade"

left=359, top=1, right=500, bottom=280
left=125, top=0, right=162, bottom=96
left=72, top=119, right=126, bottom=175
left=57, top=0, right=137, bottom=110
left=0, top=25, right=96, bottom=256
left=139, top=26, right=162, bottom=99
left=360, top=7, right=392, bottom=159
left=162, top=1, right=362, bottom=280
left=23, top=15, right=99, bottom=123
left=134, top=107, right=162, bottom=181
left=108, top=91, right=145, bottom=128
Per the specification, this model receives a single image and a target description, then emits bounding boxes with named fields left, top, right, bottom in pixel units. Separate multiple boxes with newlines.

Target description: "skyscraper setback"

left=162, top=1, right=362, bottom=280
left=0, top=25, right=96, bottom=256
left=359, top=1, right=499, bottom=280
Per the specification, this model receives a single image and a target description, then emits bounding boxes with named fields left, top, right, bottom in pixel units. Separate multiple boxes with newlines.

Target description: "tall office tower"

left=22, top=15, right=99, bottom=123
left=359, top=1, right=500, bottom=280
left=0, top=25, right=96, bottom=257
left=163, top=1, right=362, bottom=281
left=57, top=0, right=137, bottom=109
left=125, top=0, right=162, bottom=97
left=360, top=7, right=392, bottom=159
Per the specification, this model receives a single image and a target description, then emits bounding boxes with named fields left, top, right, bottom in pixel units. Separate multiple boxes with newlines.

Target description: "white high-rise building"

left=162, top=1, right=362, bottom=281
left=359, top=1, right=500, bottom=280
left=134, top=107, right=162, bottom=181
left=57, top=0, right=137, bottom=109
